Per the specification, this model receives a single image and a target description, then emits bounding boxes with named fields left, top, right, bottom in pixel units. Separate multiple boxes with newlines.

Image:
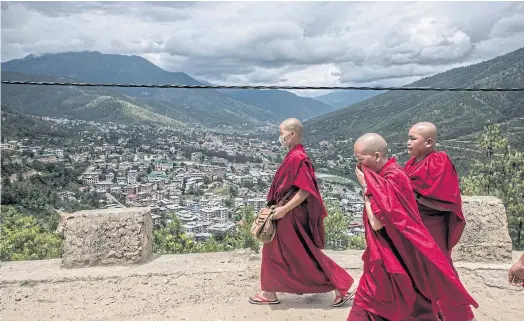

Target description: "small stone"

left=14, top=296, right=22, bottom=302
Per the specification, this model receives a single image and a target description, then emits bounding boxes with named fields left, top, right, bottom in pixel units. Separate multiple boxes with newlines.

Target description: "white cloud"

left=2, top=1, right=524, bottom=89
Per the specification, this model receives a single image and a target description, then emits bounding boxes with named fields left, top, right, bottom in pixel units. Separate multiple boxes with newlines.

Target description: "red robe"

left=261, top=144, right=354, bottom=295
left=348, top=158, right=478, bottom=321
left=404, top=151, right=474, bottom=320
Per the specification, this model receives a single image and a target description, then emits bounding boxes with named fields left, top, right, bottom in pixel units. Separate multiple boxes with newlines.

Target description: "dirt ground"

left=1, top=250, right=522, bottom=321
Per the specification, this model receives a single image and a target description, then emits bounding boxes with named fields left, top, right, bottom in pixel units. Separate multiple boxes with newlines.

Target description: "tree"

left=0, top=206, right=62, bottom=261
left=348, top=234, right=366, bottom=250
left=230, top=186, right=239, bottom=197
left=461, top=123, right=524, bottom=249
left=324, top=203, right=352, bottom=250
left=222, top=206, right=260, bottom=253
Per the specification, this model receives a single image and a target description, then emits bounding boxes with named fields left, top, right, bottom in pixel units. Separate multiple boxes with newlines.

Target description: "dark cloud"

left=2, top=1, right=524, bottom=88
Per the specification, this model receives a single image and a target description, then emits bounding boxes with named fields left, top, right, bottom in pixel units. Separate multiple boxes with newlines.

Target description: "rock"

left=61, top=208, right=153, bottom=268
left=452, top=196, right=513, bottom=264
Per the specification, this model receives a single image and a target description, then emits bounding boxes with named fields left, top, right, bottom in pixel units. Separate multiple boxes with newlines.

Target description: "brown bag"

left=251, top=188, right=296, bottom=243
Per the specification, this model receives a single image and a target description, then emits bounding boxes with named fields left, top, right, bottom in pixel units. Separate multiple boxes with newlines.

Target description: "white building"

left=127, top=169, right=138, bottom=184
left=246, top=198, right=266, bottom=212
left=82, top=172, right=100, bottom=185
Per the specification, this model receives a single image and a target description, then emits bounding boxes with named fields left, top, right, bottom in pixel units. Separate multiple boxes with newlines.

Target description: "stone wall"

left=452, top=196, right=513, bottom=263
left=58, top=196, right=513, bottom=268
left=61, top=207, right=153, bottom=268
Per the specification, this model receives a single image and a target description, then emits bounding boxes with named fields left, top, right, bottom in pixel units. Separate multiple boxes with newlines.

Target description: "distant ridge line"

left=2, top=80, right=524, bottom=92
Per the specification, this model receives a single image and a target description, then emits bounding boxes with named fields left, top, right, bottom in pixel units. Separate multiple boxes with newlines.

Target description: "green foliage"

left=324, top=202, right=366, bottom=250
left=222, top=206, right=260, bottom=253
left=153, top=206, right=260, bottom=255
left=348, top=234, right=366, bottom=250
left=1, top=106, right=70, bottom=142
left=230, top=186, right=239, bottom=197
left=0, top=206, right=62, bottom=261
left=1, top=161, right=101, bottom=231
left=154, top=202, right=367, bottom=255
left=462, top=123, right=524, bottom=249
left=324, top=203, right=351, bottom=250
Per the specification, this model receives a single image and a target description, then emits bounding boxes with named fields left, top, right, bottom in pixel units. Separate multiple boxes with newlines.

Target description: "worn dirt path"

left=1, top=250, right=522, bottom=321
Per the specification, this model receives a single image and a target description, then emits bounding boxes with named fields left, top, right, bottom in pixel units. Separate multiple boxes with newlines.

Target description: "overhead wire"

left=2, top=80, right=524, bottom=92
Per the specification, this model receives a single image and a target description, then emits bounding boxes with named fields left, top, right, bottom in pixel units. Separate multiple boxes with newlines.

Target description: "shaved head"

left=354, top=133, right=389, bottom=172
left=407, top=122, right=438, bottom=160
left=280, top=118, right=304, bottom=138
left=410, top=122, right=438, bottom=142
left=354, top=133, right=388, bottom=156
left=278, top=117, right=304, bottom=149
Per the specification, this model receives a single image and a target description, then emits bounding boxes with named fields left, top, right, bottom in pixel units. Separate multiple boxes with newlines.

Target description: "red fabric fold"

left=267, top=144, right=328, bottom=248
left=404, top=152, right=474, bottom=320
left=404, top=151, right=465, bottom=250
left=353, top=158, right=477, bottom=321
left=261, top=144, right=353, bottom=295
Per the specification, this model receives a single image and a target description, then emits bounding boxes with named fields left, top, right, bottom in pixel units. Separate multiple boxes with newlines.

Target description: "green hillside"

left=306, top=47, right=524, bottom=148
left=1, top=52, right=278, bottom=126
left=1, top=72, right=183, bottom=127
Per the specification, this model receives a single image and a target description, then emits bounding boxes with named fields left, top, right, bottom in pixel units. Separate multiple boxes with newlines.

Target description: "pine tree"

left=462, top=123, right=524, bottom=249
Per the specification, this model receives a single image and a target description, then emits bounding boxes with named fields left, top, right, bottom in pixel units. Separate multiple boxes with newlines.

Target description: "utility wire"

left=2, top=80, right=524, bottom=92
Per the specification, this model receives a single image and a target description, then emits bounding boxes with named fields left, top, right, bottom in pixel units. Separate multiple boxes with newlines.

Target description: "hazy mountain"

left=198, top=79, right=336, bottom=120
left=222, top=89, right=335, bottom=121
left=313, top=90, right=386, bottom=110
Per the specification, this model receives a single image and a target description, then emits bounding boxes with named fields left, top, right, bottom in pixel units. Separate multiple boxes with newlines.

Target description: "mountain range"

left=1, top=52, right=335, bottom=127
left=2, top=48, right=523, bottom=145
left=222, top=89, right=334, bottom=120
left=306, top=47, right=524, bottom=147
left=313, top=90, right=386, bottom=110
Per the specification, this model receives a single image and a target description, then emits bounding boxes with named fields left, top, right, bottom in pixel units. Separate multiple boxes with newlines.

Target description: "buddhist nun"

left=348, top=133, right=478, bottom=321
left=249, top=118, right=354, bottom=307
left=404, top=122, right=476, bottom=320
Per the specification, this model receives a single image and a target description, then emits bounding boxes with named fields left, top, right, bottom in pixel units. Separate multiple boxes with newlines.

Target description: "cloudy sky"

left=2, top=1, right=524, bottom=96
